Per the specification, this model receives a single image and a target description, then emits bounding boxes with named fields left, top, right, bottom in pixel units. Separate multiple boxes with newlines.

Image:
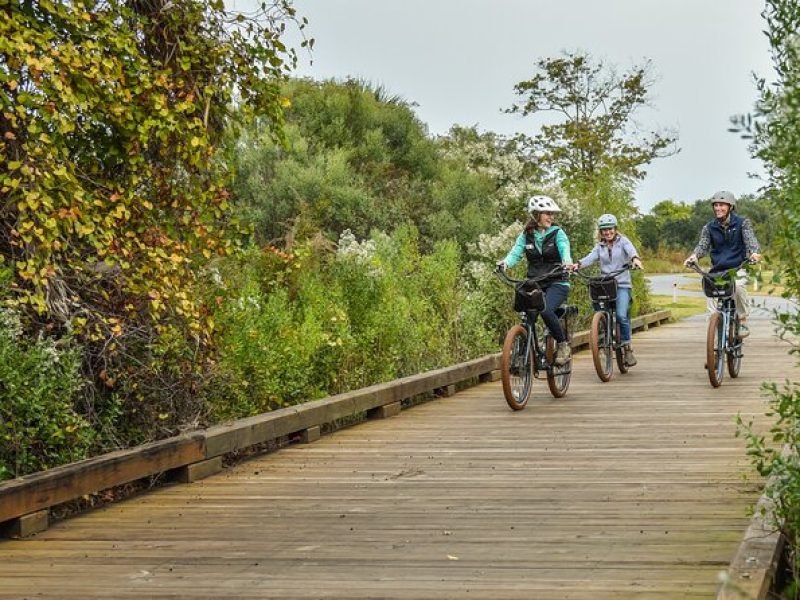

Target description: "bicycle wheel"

left=546, top=322, right=572, bottom=398
left=706, top=312, right=725, bottom=388
left=590, top=311, right=613, bottom=382
left=727, top=315, right=742, bottom=378
left=614, top=321, right=629, bottom=375
left=501, top=324, right=534, bottom=410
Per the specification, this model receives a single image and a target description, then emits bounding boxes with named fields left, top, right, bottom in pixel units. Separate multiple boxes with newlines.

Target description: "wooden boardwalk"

left=0, top=316, right=795, bottom=599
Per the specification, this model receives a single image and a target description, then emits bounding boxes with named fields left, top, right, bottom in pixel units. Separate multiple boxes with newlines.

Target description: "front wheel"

left=590, top=311, right=613, bottom=382
left=707, top=312, right=725, bottom=388
left=727, top=316, right=742, bottom=378
left=501, top=325, right=533, bottom=410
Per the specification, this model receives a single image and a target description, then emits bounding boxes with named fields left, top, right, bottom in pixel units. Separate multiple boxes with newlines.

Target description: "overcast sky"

left=233, top=1, right=774, bottom=213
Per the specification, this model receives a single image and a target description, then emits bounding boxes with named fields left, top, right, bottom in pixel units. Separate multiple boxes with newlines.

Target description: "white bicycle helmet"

left=710, top=190, right=736, bottom=210
left=597, top=213, right=618, bottom=229
left=527, top=195, right=561, bottom=215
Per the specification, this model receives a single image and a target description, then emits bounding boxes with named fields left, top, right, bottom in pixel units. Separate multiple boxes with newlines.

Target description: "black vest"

left=524, top=228, right=566, bottom=284
left=708, top=213, right=746, bottom=271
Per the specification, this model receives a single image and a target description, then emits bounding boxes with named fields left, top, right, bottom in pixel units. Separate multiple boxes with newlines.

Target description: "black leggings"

left=540, top=283, right=569, bottom=343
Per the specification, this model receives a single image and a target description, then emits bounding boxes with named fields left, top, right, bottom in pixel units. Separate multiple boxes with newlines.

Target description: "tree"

left=0, top=0, right=304, bottom=443
left=506, top=51, right=677, bottom=187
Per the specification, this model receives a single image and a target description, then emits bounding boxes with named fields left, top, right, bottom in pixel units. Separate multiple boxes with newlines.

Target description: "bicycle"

left=571, top=264, right=634, bottom=382
left=495, top=266, right=578, bottom=410
left=685, top=260, right=753, bottom=388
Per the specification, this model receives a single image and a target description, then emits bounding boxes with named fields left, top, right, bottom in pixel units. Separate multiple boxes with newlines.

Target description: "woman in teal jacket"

left=497, top=195, right=573, bottom=366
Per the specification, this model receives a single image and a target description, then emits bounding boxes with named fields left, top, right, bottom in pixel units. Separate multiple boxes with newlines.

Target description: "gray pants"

left=706, top=273, right=750, bottom=319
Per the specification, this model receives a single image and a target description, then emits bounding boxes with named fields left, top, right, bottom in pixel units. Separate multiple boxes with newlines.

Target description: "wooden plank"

left=171, top=456, right=223, bottom=484
left=0, top=508, right=48, bottom=538
left=716, top=473, right=785, bottom=599
left=367, top=401, right=402, bottom=419
left=0, top=433, right=205, bottom=523
left=299, top=425, right=321, bottom=444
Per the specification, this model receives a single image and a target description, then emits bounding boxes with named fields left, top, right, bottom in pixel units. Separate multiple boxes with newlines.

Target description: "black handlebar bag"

left=514, top=280, right=546, bottom=312
left=589, top=277, right=618, bottom=303
left=702, top=273, right=735, bottom=298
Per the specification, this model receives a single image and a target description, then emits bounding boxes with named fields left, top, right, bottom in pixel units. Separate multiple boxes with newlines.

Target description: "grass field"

left=676, top=272, right=787, bottom=297
left=649, top=294, right=708, bottom=321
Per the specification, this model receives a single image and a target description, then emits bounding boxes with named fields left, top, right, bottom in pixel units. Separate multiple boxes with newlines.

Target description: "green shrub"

left=0, top=310, right=94, bottom=479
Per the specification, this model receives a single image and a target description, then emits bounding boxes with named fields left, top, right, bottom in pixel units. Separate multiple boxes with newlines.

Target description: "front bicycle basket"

left=589, top=277, right=618, bottom=303
left=514, top=280, right=546, bottom=312
left=702, top=273, right=735, bottom=298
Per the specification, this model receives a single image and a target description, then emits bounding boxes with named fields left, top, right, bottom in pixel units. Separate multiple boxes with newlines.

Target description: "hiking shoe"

left=623, top=346, right=637, bottom=367
left=554, top=341, right=571, bottom=366
left=738, top=324, right=750, bottom=339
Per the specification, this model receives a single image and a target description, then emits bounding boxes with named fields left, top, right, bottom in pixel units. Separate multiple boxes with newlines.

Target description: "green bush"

left=0, top=310, right=94, bottom=479
left=204, top=226, right=509, bottom=420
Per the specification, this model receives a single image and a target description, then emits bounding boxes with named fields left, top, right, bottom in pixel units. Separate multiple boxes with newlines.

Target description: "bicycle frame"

left=593, top=297, right=623, bottom=352
left=496, top=268, right=563, bottom=377
left=572, top=264, right=632, bottom=380
left=495, top=265, right=574, bottom=409
left=686, top=260, right=750, bottom=387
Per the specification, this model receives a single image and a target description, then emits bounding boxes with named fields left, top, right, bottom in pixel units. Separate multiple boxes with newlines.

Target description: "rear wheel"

left=727, top=315, right=742, bottom=378
left=501, top=325, right=533, bottom=410
left=591, top=311, right=613, bottom=382
left=546, top=321, right=572, bottom=398
left=706, top=312, right=725, bottom=388
left=614, top=321, right=629, bottom=374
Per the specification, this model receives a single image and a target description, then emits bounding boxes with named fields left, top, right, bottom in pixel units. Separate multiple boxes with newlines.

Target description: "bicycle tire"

left=615, top=321, right=629, bottom=375
left=727, top=316, right=742, bottom=378
left=546, top=321, right=571, bottom=398
left=590, top=311, right=613, bottom=382
left=501, top=324, right=534, bottom=410
left=707, top=312, right=724, bottom=388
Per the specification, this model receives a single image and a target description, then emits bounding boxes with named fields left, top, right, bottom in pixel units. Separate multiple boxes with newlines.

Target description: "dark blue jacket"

left=708, top=213, right=746, bottom=271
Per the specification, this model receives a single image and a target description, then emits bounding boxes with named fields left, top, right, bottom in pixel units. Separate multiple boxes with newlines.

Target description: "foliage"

left=0, top=1, right=303, bottom=455
left=203, top=228, right=502, bottom=421
left=230, top=80, right=505, bottom=253
left=730, top=0, right=800, bottom=593
left=0, top=309, right=92, bottom=480
left=506, top=51, right=677, bottom=187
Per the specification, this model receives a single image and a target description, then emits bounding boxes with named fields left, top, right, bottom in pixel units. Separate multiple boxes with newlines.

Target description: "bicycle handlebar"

left=494, top=264, right=566, bottom=287
left=570, top=263, right=633, bottom=281
left=684, top=259, right=755, bottom=277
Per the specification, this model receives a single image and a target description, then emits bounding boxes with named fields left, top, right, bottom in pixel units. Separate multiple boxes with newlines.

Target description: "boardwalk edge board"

left=716, top=454, right=787, bottom=600
left=0, top=309, right=671, bottom=532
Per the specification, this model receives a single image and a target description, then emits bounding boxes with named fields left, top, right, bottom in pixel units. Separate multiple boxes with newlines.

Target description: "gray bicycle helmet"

left=597, top=213, right=618, bottom=229
left=710, top=190, right=736, bottom=210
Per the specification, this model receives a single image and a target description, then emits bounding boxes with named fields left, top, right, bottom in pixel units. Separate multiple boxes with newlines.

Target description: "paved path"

left=0, top=318, right=795, bottom=599
left=647, top=273, right=798, bottom=319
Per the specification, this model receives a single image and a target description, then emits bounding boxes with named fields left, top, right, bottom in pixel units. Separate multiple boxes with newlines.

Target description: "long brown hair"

left=524, top=214, right=555, bottom=233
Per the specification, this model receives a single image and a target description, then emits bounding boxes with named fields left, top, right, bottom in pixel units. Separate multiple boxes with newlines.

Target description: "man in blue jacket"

left=684, top=191, right=762, bottom=338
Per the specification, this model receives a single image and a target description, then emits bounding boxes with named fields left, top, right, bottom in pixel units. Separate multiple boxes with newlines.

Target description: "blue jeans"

left=593, top=286, right=632, bottom=343
left=540, top=283, right=570, bottom=343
